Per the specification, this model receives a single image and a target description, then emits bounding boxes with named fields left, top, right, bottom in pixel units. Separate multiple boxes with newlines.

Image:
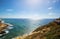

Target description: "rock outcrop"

left=0, top=19, right=13, bottom=37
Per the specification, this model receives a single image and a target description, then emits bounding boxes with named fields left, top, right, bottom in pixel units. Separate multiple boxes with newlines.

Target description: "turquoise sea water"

left=0, top=18, right=54, bottom=39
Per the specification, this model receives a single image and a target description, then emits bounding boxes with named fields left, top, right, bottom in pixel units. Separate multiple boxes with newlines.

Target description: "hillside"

left=14, top=18, right=60, bottom=39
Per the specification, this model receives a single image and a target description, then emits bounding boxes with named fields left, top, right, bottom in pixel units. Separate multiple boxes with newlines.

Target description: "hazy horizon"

left=0, top=0, right=60, bottom=19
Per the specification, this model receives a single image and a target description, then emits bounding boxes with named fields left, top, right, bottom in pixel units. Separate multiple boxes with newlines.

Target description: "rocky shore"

left=0, top=19, right=13, bottom=37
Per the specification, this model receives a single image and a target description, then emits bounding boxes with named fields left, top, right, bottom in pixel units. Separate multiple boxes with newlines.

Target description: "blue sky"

left=0, top=0, right=60, bottom=19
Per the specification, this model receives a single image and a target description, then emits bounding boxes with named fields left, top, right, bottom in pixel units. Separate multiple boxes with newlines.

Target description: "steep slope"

left=14, top=18, right=60, bottom=39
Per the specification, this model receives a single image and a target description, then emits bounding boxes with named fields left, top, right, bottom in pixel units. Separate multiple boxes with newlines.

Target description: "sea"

left=0, top=18, right=54, bottom=39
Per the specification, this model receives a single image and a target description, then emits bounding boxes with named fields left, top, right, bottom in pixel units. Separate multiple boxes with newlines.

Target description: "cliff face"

left=14, top=18, right=60, bottom=39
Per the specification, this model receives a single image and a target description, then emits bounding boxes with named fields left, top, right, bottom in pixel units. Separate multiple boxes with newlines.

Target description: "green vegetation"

left=14, top=18, right=60, bottom=39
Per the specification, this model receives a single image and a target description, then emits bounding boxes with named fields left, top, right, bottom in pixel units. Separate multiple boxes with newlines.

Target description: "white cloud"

left=48, top=12, right=56, bottom=17
left=48, top=13, right=53, bottom=15
left=22, top=14, right=40, bottom=20
left=28, top=14, right=40, bottom=20
left=6, top=9, right=13, bottom=12
left=48, top=7, right=53, bottom=10
left=52, top=0, right=58, bottom=3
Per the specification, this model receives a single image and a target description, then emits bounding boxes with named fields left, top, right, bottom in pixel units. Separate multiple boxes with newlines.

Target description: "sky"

left=0, top=0, right=60, bottom=19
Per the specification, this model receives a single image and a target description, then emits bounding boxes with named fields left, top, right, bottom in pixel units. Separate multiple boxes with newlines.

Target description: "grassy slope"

left=14, top=18, right=60, bottom=39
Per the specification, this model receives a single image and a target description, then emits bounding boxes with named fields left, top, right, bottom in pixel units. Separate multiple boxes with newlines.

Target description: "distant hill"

left=14, top=18, right=60, bottom=39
